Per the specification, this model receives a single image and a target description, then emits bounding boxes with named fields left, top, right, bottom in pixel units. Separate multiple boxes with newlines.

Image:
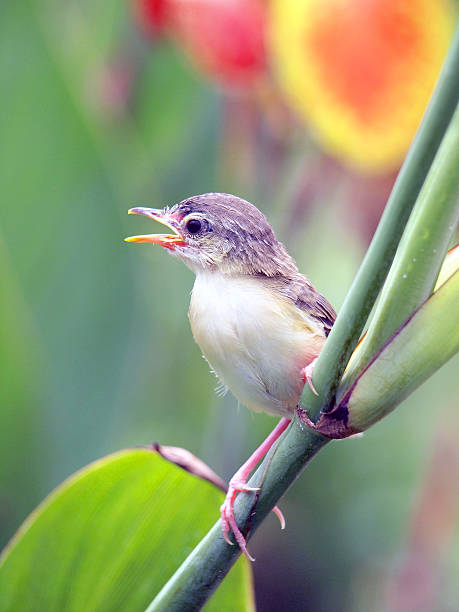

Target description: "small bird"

left=126, top=193, right=336, bottom=560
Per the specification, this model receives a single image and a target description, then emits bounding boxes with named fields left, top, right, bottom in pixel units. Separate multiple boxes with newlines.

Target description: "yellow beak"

left=125, top=207, right=186, bottom=249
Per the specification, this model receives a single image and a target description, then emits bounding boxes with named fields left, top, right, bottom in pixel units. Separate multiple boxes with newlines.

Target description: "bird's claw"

left=220, top=480, right=258, bottom=561
left=220, top=418, right=291, bottom=561
left=221, top=482, right=286, bottom=561
left=301, top=358, right=319, bottom=396
left=272, top=505, right=286, bottom=530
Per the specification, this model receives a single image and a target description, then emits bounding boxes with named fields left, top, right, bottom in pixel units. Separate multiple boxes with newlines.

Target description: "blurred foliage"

left=0, top=1, right=458, bottom=610
left=0, top=449, right=253, bottom=611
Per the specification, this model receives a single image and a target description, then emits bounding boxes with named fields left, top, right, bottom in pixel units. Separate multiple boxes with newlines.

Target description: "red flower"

left=133, top=0, right=173, bottom=35
left=134, top=0, right=268, bottom=89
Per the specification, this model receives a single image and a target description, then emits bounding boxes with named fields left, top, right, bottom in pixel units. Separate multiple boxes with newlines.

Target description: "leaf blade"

left=0, top=450, right=253, bottom=612
left=344, top=270, right=459, bottom=431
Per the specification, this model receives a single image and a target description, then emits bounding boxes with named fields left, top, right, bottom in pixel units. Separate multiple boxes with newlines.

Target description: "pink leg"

left=301, top=357, right=319, bottom=396
left=220, top=417, right=291, bottom=561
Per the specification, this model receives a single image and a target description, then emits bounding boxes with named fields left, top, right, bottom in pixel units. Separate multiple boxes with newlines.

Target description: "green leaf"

left=0, top=450, right=254, bottom=612
left=342, top=267, right=459, bottom=432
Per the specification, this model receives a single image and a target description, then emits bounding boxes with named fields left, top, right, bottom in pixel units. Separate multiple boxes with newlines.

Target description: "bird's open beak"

left=125, top=207, right=186, bottom=250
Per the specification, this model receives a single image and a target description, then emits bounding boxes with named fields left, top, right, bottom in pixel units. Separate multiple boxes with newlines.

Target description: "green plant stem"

left=146, top=426, right=329, bottom=612
left=343, top=103, right=459, bottom=389
left=302, top=23, right=459, bottom=420
left=347, top=269, right=459, bottom=431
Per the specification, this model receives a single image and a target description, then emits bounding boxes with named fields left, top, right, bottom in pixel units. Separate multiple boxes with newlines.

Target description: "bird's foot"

left=301, top=357, right=319, bottom=396
left=220, top=476, right=259, bottom=561
left=220, top=417, right=291, bottom=561
left=220, top=476, right=286, bottom=562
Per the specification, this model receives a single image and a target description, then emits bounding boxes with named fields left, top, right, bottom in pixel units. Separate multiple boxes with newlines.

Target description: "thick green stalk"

left=346, top=269, right=459, bottom=431
left=302, top=24, right=459, bottom=420
left=342, top=104, right=459, bottom=389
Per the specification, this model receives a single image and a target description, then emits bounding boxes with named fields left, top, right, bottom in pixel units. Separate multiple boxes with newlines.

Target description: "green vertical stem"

left=301, top=24, right=459, bottom=420
left=343, top=103, right=459, bottom=387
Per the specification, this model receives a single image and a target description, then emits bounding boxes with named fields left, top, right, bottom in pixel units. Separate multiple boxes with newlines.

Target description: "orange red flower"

left=269, top=0, right=455, bottom=172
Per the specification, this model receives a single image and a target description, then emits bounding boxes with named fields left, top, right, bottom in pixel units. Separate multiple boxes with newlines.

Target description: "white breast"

left=188, top=272, right=325, bottom=417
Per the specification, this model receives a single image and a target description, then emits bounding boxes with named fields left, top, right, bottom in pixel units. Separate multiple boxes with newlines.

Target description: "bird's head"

left=126, top=193, right=297, bottom=277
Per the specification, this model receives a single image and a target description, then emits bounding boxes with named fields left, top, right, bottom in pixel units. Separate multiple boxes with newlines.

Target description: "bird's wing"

left=281, top=274, right=337, bottom=337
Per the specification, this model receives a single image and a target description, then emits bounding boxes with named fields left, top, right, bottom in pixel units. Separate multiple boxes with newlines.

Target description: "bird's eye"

left=186, top=218, right=202, bottom=234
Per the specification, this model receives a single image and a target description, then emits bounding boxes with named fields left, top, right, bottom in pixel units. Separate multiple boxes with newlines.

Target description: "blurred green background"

left=1, top=2, right=458, bottom=610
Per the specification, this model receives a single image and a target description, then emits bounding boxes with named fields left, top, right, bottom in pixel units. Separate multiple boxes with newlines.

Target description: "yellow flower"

left=269, top=0, right=455, bottom=173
